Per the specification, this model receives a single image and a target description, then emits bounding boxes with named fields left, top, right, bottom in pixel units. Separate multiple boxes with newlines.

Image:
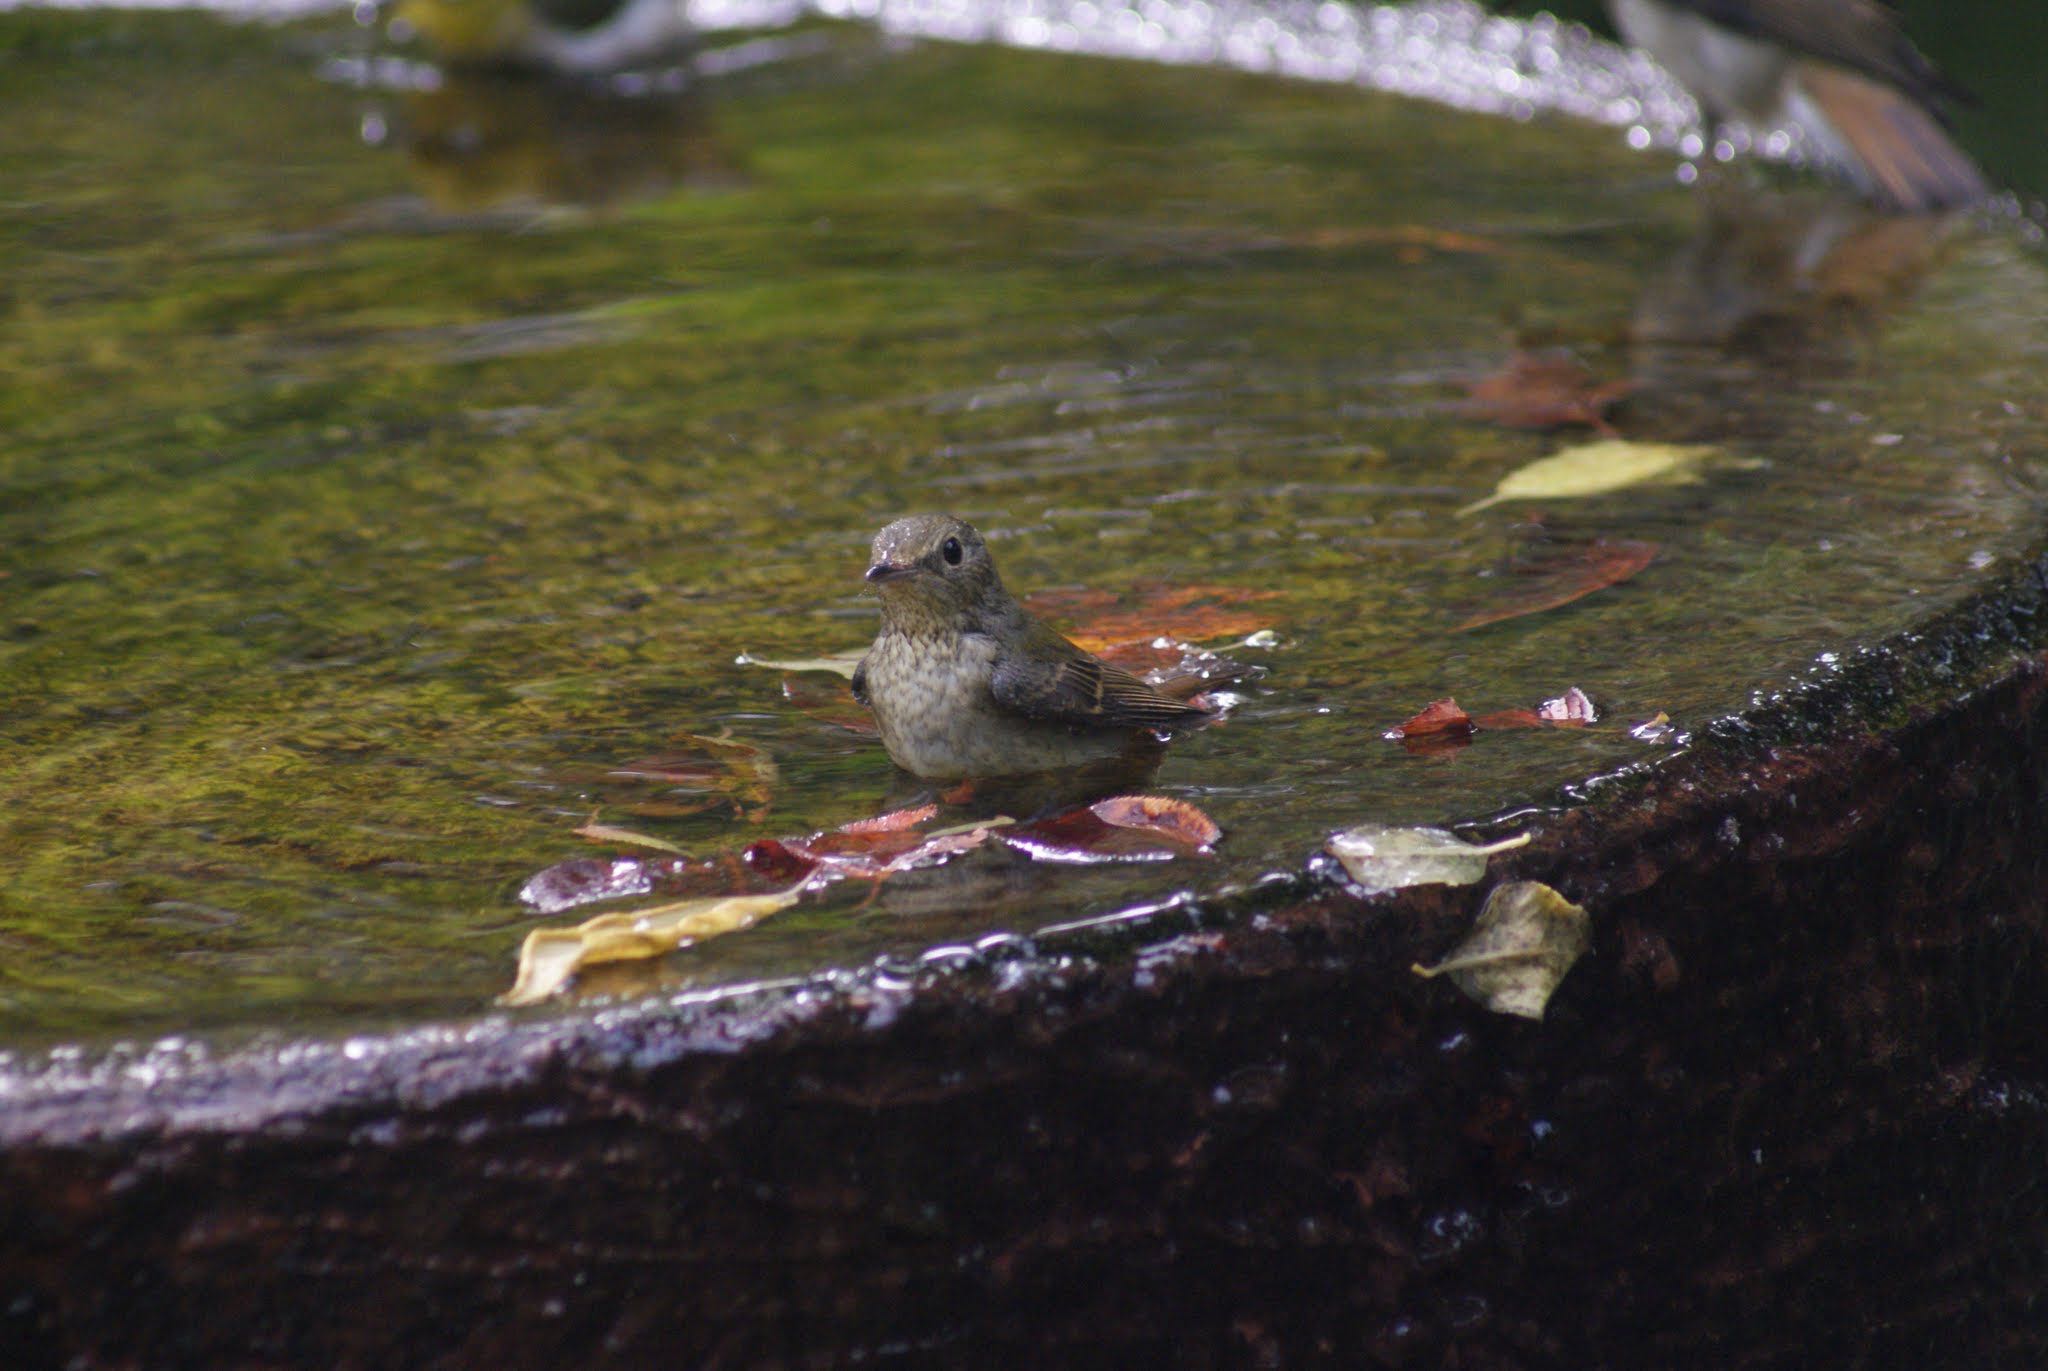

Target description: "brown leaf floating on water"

left=1384, top=697, right=1478, bottom=757
left=1411, top=880, right=1590, bottom=1021
left=1385, top=698, right=1476, bottom=741
left=1089, top=795, right=1222, bottom=849
left=1465, top=350, right=1633, bottom=435
left=1455, top=538, right=1657, bottom=632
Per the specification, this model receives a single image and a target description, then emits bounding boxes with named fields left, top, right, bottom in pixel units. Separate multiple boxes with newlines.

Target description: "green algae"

left=2, top=10, right=2046, bottom=1040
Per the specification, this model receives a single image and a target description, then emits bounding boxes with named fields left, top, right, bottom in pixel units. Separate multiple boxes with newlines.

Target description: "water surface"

left=3, top=6, right=2046, bottom=1045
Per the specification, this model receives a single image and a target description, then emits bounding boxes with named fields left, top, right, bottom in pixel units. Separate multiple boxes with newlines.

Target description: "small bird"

left=1606, top=0, right=1987, bottom=212
left=852, top=515, right=1220, bottom=780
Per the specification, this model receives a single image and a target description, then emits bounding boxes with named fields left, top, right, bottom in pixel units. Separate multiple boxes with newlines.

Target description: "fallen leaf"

left=1384, top=698, right=1475, bottom=740
left=1454, top=538, right=1657, bottom=631
left=519, top=854, right=681, bottom=914
left=1469, top=709, right=1545, bottom=730
left=1298, top=223, right=1507, bottom=256
left=1537, top=687, right=1597, bottom=724
left=573, top=819, right=687, bottom=855
left=1002, top=795, right=1223, bottom=864
left=1327, top=826, right=1532, bottom=896
left=1411, top=881, right=1590, bottom=1020
left=1457, top=440, right=1719, bottom=517
left=838, top=804, right=939, bottom=835
left=508, top=793, right=1217, bottom=1001
left=606, top=732, right=777, bottom=822
left=1025, top=582, right=1281, bottom=653
left=1631, top=711, right=1677, bottom=742
left=1090, top=795, right=1222, bottom=849
left=1465, top=351, right=1633, bottom=434
left=501, top=883, right=809, bottom=1007
left=735, top=648, right=866, bottom=679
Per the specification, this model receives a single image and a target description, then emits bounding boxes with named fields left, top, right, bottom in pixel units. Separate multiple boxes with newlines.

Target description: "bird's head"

left=864, top=514, right=1005, bottom=628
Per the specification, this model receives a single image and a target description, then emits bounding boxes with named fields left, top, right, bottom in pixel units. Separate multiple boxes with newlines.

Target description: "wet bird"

left=852, top=515, right=1220, bottom=779
left=1606, top=0, right=1988, bottom=212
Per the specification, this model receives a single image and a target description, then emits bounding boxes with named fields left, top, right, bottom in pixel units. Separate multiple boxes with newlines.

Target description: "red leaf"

left=1385, top=698, right=1475, bottom=740
left=1088, top=795, right=1222, bottom=849
left=1023, top=581, right=1280, bottom=653
left=1465, top=350, right=1634, bottom=434
left=1470, top=709, right=1545, bottom=731
left=837, top=804, right=939, bottom=835
left=741, top=838, right=819, bottom=883
left=790, top=804, right=943, bottom=870
left=1000, top=796, right=1222, bottom=864
left=1455, top=539, right=1658, bottom=632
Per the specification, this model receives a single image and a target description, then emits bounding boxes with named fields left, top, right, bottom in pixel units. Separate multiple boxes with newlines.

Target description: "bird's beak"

left=864, top=562, right=914, bottom=584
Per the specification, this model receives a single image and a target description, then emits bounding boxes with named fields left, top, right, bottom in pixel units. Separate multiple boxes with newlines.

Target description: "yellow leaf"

left=500, top=883, right=807, bottom=1007
left=1457, top=440, right=1719, bottom=517
left=1411, top=880, right=1589, bottom=1020
left=1326, top=825, right=1529, bottom=896
left=573, top=818, right=687, bottom=855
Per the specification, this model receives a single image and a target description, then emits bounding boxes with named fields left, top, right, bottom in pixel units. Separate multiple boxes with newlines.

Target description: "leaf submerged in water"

left=1023, top=581, right=1281, bottom=653
left=1457, top=440, right=1719, bottom=517
left=1411, top=880, right=1590, bottom=1021
left=1454, top=539, right=1657, bottom=631
left=1326, top=825, right=1530, bottom=896
left=573, top=818, right=687, bottom=855
left=1464, top=350, right=1633, bottom=435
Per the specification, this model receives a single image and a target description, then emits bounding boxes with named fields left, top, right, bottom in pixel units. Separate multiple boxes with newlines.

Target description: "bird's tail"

left=1792, top=63, right=1989, bottom=214
left=1150, top=654, right=1262, bottom=708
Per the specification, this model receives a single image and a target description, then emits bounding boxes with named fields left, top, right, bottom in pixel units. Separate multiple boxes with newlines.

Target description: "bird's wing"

left=1681, top=0, right=1967, bottom=107
left=850, top=654, right=871, bottom=707
left=988, top=620, right=1210, bottom=732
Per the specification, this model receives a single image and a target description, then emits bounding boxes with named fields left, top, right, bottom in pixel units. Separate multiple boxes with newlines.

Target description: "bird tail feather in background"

left=1791, top=64, right=1990, bottom=214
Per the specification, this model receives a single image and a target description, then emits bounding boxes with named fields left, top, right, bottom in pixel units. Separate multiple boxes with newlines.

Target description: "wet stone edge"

left=2, top=529, right=2048, bottom=1147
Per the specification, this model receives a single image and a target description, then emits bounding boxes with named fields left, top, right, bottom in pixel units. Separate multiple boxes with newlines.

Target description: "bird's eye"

left=941, top=536, right=963, bottom=566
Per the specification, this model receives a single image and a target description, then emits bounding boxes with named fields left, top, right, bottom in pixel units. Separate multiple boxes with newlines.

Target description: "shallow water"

left=2, top=6, right=2046, bottom=1045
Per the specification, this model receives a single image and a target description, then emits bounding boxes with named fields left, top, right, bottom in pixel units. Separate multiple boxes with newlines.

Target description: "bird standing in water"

left=853, top=516, right=1220, bottom=780
left=1606, top=0, right=1987, bottom=212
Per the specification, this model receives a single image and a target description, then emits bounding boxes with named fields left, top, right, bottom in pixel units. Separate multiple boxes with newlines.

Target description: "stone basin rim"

left=3, top=524, right=2045, bottom=1150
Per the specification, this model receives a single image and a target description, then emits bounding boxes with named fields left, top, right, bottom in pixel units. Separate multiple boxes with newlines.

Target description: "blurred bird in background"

left=389, top=0, right=693, bottom=73
left=1605, top=0, right=1988, bottom=211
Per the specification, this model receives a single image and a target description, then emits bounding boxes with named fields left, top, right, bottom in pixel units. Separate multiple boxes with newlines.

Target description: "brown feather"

left=989, top=618, right=1213, bottom=732
left=1683, top=0, right=1970, bottom=109
left=1799, top=62, right=1989, bottom=212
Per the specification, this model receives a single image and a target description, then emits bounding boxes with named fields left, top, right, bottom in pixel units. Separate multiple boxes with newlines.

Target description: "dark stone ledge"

left=5, top=554, right=2048, bottom=1370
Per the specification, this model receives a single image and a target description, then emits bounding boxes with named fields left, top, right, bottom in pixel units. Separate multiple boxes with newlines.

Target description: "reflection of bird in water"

left=389, top=0, right=692, bottom=73
left=1606, top=0, right=1987, bottom=212
left=1630, top=187, right=1951, bottom=352
left=393, top=72, right=742, bottom=210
